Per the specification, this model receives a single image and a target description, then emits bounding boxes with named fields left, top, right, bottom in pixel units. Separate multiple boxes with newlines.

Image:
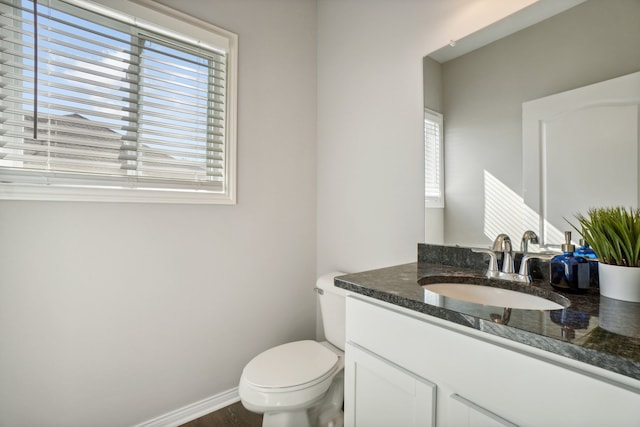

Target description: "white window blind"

left=424, top=109, right=444, bottom=208
left=0, top=0, right=237, bottom=203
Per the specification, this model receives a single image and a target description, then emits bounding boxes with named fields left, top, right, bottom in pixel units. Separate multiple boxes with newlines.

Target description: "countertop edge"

left=335, top=262, right=640, bottom=383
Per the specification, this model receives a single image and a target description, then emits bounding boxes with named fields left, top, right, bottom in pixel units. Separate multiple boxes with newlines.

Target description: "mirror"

left=423, top=0, right=640, bottom=249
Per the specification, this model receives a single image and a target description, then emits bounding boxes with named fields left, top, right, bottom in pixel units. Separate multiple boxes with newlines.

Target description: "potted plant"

left=573, top=207, right=640, bottom=302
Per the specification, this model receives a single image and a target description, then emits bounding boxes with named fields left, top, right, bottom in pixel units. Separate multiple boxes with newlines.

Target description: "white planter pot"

left=598, top=263, right=640, bottom=303
left=599, top=295, right=640, bottom=337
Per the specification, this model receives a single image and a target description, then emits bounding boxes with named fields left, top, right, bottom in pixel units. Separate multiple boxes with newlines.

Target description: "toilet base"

left=263, top=410, right=312, bottom=427
left=310, top=370, right=344, bottom=427
left=253, top=369, right=344, bottom=427
left=262, top=409, right=343, bottom=427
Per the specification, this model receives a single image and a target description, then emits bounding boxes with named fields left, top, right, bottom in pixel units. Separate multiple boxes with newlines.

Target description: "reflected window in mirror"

left=425, top=109, right=444, bottom=208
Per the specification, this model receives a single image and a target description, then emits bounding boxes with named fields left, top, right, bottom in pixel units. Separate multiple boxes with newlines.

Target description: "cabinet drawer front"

left=346, top=295, right=443, bottom=372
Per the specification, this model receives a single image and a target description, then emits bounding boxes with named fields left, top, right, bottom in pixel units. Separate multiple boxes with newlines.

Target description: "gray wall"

left=423, top=56, right=443, bottom=113
left=316, top=0, right=536, bottom=274
left=436, top=0, right=640, bottom=245
left=0, top=0, right=318, bottom=425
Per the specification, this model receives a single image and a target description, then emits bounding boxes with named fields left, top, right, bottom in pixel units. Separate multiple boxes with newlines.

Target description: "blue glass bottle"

left=550, top=232, right=590, bottom=292
left=574, top=238, right=599, bottom=288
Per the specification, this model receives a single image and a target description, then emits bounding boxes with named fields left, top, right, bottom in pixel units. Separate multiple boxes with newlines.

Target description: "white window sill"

left=0, top=183, right=236, bottom=204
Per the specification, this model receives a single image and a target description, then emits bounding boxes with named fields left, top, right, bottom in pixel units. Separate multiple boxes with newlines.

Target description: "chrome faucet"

left=472, top=234, right=515, bottom=279
left=473, top=233, right=553, bottom=283
left=492, top=234, right=514, bottom=274
left=520, top=230, right=539, bottom=253
left=472, top=247, right=500, bottom=278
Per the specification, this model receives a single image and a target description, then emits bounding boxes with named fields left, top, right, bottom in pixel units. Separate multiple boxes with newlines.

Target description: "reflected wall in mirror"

left=523, top=71, right=640, bottom=246
left=423, top=0, right=640, bottom=249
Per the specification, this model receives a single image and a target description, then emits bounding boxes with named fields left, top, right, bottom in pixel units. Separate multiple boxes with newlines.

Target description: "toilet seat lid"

left=243, top=340, right=339, bottom=389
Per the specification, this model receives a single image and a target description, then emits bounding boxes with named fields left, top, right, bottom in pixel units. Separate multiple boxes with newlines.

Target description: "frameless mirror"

left=423, top=0, right=640, bottom=249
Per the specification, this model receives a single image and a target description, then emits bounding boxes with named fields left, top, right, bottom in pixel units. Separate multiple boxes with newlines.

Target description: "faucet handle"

left=471, top=248, right=499, bottom=278
left=517, top=253, right=555, bottom=283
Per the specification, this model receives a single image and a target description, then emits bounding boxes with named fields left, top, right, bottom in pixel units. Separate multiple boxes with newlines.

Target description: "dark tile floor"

left=179, top=401, right=262, bottom=427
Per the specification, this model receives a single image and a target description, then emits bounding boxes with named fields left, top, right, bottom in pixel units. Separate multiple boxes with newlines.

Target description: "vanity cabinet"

left=344, top=295, right=640, bottom=427
left=345, top=342, right=436, bottom=427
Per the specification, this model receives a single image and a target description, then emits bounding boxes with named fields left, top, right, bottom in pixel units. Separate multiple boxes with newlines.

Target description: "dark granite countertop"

left=335, top=245, right=640, bottom=382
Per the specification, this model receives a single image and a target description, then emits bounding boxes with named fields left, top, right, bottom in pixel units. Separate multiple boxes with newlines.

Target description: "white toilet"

left=239, top=272, right=347, bottom=427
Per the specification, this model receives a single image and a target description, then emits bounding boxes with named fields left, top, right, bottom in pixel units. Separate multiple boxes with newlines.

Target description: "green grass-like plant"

left=573, top=207, right=640, bottom=267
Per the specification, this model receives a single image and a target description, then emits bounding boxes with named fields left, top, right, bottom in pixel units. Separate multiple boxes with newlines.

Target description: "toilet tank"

left=316, top=272, right=347, bottom=351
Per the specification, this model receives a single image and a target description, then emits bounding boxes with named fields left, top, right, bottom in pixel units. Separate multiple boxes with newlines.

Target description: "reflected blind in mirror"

left=424, top=109, right=444, bottom=208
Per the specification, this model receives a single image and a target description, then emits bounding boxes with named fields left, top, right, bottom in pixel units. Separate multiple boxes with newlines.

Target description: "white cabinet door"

left=344, top=342, right=436, bottom=427
left=449, top=394, right=518, bottom=427
left=346, top=295, right=640, bottom=427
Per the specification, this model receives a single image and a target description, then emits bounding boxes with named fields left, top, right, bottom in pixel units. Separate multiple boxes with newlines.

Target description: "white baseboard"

left=134, top=387, right=240, bottom=427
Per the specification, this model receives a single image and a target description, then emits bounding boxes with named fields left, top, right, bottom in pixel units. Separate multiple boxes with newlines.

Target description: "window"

left=424, top=109, right=443, bottom=208
left=0, top=0, right=237, bottom=203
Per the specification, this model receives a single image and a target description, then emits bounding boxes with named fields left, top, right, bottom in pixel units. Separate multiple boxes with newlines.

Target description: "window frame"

left=424, top=108, right=444, bottom=209
left=0, top=0, right=238, bottom=204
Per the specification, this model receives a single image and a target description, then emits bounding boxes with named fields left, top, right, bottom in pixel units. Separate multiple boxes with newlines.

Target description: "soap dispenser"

left=574, top=239, right=597, bottom=260
left=574, top=238, right=599, bottom=288
left=550, top=231, right=590, bottom=292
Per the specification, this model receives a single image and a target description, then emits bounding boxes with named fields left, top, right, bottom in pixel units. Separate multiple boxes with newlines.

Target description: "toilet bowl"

left=239, top=273, right=347, bottom=427
left=239, top=340, right=344, bottom=427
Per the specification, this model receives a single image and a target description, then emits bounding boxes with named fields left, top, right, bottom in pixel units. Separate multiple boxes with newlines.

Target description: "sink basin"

left=423, top=283, right=566, bottom=310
